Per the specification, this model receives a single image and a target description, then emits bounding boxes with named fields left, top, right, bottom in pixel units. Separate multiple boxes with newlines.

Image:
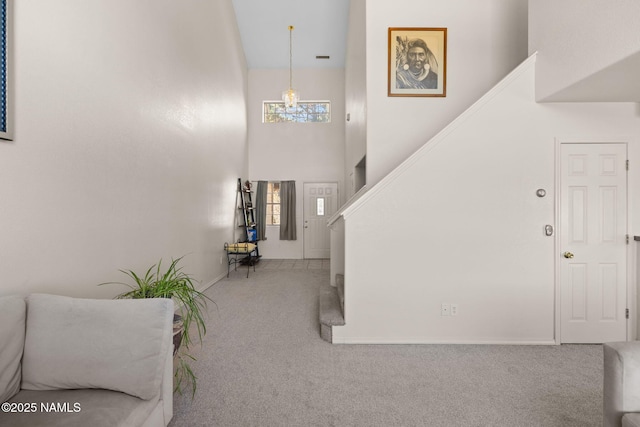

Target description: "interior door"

left=560, top=143, right=628, bottom=343
left=303, top=183, right=338, bottom=259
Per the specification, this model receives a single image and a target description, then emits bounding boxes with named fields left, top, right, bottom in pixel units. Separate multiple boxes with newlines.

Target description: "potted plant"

left=100, top=256, right=211, bottom=397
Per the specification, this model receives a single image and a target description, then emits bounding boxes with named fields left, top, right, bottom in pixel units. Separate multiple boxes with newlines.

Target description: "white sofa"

left=604, top=341, right=640, bottom=427
left=0, top=293, right=174, bottom=427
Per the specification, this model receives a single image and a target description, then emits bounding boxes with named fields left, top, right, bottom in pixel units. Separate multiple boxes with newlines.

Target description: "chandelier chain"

left=288, top=25, right=294, bottom=89
left=282, top=25, right=299, bottom=109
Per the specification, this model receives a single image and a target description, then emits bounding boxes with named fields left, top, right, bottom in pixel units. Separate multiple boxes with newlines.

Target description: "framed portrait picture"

left=388, top=27, right=447, bottom=97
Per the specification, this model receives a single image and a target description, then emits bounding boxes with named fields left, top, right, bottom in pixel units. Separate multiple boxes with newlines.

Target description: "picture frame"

left=0, top=0, right=12, bottom=140
left=388, top=27, right=447, bottom=97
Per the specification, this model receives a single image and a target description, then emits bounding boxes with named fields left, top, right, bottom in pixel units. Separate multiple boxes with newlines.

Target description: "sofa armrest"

left=604, top=342, right=640, bottom=427
left=162, top=338, right=173, bottom=425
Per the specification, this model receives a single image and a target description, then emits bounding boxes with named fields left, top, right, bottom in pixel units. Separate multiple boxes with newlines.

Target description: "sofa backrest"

left=0, top=295, right=26, bottom=403
left=604, top=341, right=640, bottom=427
left=21, top=294, right=174, bottom=401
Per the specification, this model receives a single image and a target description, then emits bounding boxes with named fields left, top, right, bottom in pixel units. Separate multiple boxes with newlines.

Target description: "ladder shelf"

left=225, top=178, right=261, bottom=277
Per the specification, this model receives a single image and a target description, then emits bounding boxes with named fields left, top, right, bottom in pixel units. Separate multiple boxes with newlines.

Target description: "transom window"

left=266, top=182, right=281, bottom=225
left=263, top=101, right=331, bottom=123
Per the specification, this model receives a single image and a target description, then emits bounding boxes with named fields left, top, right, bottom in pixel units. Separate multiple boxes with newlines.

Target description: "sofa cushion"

left=0, top=295, right=26, bottom=403
left=21, top=294, right=173, bottom=401
left=623, top=413, right=640, bottom=427
left=0, top=388, right=160, bottom=427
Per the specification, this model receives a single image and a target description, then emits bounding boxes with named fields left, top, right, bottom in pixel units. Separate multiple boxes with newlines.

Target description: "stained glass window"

left=263, top=101, right=331, bottom=123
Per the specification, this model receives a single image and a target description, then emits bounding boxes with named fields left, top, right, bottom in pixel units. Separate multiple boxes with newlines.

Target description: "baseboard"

left=331, top=337, right=558, bottom=345
left=198, top=272, right=227, bottom=293
left=172, top=272, right=226, bottom=315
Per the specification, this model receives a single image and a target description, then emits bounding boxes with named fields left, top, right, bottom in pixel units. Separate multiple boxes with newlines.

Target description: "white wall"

left=365, top=0, right=529, bottom=186
left=334, top=56, right=640, bottom=343
left=0, top=0, right=248, bottom=298
left=530, top=0, right=640, bottom=102
left=344, top=0, right=367, bottom=200
left=248, top=68, right=345, bottom=259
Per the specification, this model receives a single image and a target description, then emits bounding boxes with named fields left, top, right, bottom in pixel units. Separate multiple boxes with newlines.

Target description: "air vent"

left=316, top=55, right=330, bottom=59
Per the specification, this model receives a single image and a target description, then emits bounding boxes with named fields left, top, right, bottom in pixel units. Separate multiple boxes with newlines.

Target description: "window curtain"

left=255, top=181, right=267, bottom=241
left=279, top=180, right=297, bottom=241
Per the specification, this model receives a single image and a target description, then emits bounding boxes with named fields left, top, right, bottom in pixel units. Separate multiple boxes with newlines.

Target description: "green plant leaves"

left=100, top=255, right=212, bottom=398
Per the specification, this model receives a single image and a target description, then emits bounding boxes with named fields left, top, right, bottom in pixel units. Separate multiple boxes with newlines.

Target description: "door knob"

left=563, top=251, right=574, bottom=259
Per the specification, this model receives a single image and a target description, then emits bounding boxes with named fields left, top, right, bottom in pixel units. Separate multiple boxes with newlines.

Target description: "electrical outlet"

left=451, top=304, right=458, bottom=316
left=219, top=256, right=223, bottom=265
left=441, top=303, right=450, bottom=316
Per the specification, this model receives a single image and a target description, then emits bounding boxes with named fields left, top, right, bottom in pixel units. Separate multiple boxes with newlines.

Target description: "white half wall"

left=365, top=0, right=529, bottom=187
left=0, top=0, right=248, bottom=298
left=333, top=55, right=640, bottom=344
left=530, top=0, right=640, bottom=102
left=248, top=68, right=345, bottom=259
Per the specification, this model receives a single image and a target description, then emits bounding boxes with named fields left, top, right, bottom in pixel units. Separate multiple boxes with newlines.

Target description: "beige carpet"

left=169, top=266, right=602, bottom=427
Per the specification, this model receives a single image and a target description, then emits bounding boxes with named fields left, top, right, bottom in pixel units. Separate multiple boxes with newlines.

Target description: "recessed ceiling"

left=231, top=0, right=350, bottom=69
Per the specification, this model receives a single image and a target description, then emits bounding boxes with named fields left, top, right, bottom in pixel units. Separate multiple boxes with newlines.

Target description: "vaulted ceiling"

left=231, top=0, right=350, bottom=69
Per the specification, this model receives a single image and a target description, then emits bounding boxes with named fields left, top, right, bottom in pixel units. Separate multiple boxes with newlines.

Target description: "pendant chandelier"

left=282, top=25, right=299, bottom=110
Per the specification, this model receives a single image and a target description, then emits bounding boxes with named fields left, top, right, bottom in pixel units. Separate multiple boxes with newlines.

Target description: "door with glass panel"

left=303, top=183, right=338, bottom=259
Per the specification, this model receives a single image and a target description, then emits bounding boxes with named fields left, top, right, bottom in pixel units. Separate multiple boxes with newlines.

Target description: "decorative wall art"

left=0, top=0, right=12, bottom=140
left=388, top=27, right=447, bottom=97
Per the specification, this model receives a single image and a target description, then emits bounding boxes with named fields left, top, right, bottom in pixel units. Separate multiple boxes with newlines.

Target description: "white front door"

left=303, top=183, right=338, bottom=259
left=560, top=143, right=628, bottom=343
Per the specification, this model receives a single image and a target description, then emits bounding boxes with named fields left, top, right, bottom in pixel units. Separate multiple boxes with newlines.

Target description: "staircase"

left=319, top=274, right=345, bottom=342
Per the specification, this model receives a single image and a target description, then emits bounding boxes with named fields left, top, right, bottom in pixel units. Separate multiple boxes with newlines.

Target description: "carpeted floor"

left=169, top=262, right=602, bottom=427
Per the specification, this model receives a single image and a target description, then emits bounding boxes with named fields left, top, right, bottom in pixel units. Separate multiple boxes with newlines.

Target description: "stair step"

left=319, top=284, right=345, bottom=343
left=319, top=284, right=345, bottom=326
left=336, top=274, right=345, bottom=312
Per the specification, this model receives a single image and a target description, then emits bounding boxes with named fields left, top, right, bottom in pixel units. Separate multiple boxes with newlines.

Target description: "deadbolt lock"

left=563, top=251, right=574, bottom=259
